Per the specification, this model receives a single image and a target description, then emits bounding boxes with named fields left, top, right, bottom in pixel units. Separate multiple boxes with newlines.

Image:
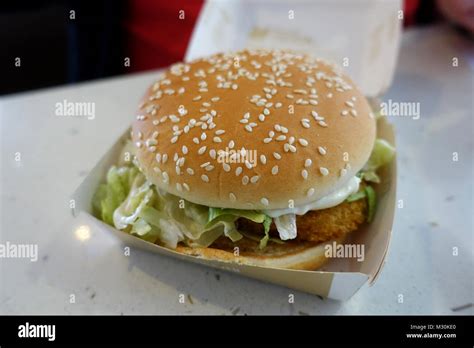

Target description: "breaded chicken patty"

left=236, top=199, right=367, bottom=243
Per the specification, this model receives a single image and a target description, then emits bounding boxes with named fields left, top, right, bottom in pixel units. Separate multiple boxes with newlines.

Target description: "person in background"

left=124, top=0, right=474, bottom=74
left=1, top=0, right=472, bottom=95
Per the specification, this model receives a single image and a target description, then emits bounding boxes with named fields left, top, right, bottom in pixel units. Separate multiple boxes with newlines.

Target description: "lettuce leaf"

left=361, top=139, right=395, bottom=183
left=365, top=186, right=376, bottom=222
left=92, top=166, right=141, bottom=225
left=207, top=208, right=274, bottom=248
left=259, top=215, right=273, bottom=249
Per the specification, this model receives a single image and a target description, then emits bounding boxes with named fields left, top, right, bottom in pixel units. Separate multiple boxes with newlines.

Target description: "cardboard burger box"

left=73, top=0, right=400, bottom=300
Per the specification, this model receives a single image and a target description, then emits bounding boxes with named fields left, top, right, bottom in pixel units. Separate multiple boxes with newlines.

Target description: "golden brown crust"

left=237, top=198, right=367, bottom=243
left=131, top=49, right=376, bottom=210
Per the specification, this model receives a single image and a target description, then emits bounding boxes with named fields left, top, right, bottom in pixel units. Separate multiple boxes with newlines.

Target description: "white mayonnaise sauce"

left=264, top=176, right=361, bottom=218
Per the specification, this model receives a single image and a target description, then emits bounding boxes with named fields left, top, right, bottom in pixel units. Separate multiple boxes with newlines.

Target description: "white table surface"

left=1, top=25, right=473, bottom=315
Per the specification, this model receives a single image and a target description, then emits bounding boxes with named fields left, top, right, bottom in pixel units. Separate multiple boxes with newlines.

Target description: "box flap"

left=186, top=0, right=402, bottom=97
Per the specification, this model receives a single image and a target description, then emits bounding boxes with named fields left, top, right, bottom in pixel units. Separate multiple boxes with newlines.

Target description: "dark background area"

left=0, top=0, right=125, bottom=95
left=0, top=0, right=469, bottom=96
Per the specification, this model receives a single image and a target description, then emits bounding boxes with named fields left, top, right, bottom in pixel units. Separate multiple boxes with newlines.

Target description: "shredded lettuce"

left=93, top=166, right=251, bottom=248
left=361, top=138, right=395, bottom=183
left=207, top=208, right=273, bottom=248
left=92, top=166, right=140, bottom=225
left=346, top=189, right=366, bottom=202
left=259, top=215, right=273, bottom=249
left=365, top=186, right=376, bottom=222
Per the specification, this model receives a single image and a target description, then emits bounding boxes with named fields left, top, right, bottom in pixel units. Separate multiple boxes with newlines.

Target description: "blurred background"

left=1, top=0, right=472, bottom=96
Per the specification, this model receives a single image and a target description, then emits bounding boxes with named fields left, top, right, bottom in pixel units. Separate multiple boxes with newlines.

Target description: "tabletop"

left=1, top=25, right=472, bottom=315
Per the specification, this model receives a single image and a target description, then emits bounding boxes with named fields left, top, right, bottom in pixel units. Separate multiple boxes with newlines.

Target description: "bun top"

left=132, top=49, right=376, bottom=210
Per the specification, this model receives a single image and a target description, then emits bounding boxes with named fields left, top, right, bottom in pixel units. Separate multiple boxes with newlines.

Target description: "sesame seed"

left=273, top=152, right=282, bottom=160
left=215, top=129, right=225, bottom=135
left=171, top=136, right=178, bottom=144
left=176, top=183, right=183, bottom=192
left=271, top=165, right=279, bottom=175
left=209, top=149, right=217, bottom=159
left=162, top=154, right=168, bottom=163
left=223, top=163, right=231, bottom=172
left=318, top=146, right=327, bottom=155
left=211, top=97, right=220, bottom=102
left=182, top=145, right=188, bottom=154
left=250, top=175, right=260, bottom=184
left=320, top=167, right=329, bottom=176
left=275, top=102, right=282, bottom=108
left=260, top=155, right=267, bottom=164
left=309, top=99, right=318, bottom=105
left=183, top=183, right=190, bottom=191
left=245, top=161, right=253, bottom=169
left=205, top=165, right=214, bottom=171
left=301, top=169, right=308, bottom=179
left=259, top=114, right=266, bottom=122
left=162, top=171, right=169, bottom=183
left=169, top=115, right=180, bottom=123
left=186, top=168, right=194, bottom=175
left=242, top=176, right=249, bottom=185
left=156, top=154, right=162, bottom=163
left=201, top=174, right=209, bottom=182
left=345, top=101, right=354, bottom=107
left=240, top=119, right=249, bottom=124
left=305, top=159, right=312, bottom=168
left=193, top=137, right=200, bottom=144
left=263, top=108, right=270, bottom=115
left=193, top=96, right=202, bottom=101
left=350, top=109, right=358, bottom=117
left=341, top=110, right=349, bottom=116
left=298, top=138, right=309, bottom=146
left=201, top=132, right=207, bottom=140
left=264, top=137, right=272, bottom=143
left=146, top=139, right=157, bottom=147
left=245, top=125, right=253, bottom=132
left=261, top=197, right=269, bottom=206
left=276, top=135, right=286, bottom=141
left=198, top=146, right=207, bottom=155
left=229, top=193, right=236, bottom=202
left=318, top=121, right=328, bottom=127
left=307, top=188, right=315, bottom=197
left=235, top=167, right=242, bottom=176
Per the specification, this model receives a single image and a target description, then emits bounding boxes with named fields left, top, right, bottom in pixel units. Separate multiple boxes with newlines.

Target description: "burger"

left=92, top=49, right=395, bottom=270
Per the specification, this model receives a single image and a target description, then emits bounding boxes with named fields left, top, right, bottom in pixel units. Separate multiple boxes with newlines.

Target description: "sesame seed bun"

left=132, top=49, right=376, bottom=210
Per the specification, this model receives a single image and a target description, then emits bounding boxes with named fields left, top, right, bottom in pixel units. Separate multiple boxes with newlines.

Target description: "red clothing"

left=124, top=0, right=435, bottom=73
left=124, top=0, right=204, bottom=72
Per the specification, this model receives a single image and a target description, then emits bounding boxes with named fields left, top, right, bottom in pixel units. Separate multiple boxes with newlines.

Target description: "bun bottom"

left=175, top=235, right=346, bottom=270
